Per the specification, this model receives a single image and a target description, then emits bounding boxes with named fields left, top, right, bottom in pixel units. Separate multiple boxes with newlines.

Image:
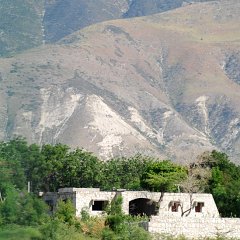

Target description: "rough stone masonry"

left=43, top=188, right=240, bottom=239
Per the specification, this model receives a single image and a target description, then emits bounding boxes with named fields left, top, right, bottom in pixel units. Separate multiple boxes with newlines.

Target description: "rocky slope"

left=0, top=0, right=239, bottom=162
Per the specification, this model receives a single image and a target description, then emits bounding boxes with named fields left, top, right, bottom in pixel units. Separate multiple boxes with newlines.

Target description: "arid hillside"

left=0, top=0, right=239, bottom=162
left=0, top=0, right=216, bottom=56
left=44, top=0, right=216, bottom=42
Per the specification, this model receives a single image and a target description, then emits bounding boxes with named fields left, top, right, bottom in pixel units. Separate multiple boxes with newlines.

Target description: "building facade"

left=43, top=188, right=240, bottom=239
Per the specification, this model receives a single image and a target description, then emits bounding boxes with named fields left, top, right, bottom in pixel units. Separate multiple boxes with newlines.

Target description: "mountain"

left=124, top=0, right=211, bottom=17
left=0, top=0, right=44, bottom=57
left=44, top=0, right=216, bottom=43
left=43, top=0, right=130, bottom=43
left=0, top=0, right=239, bottom=162
left=0, top=0, right=217, bottom=56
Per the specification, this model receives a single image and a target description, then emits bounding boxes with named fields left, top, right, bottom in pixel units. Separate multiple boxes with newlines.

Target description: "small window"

left=92, top=200, right=108, bottom=211
left=195, top=202, right=204, bottom=212
left=170, top=201, right=180, bottom=212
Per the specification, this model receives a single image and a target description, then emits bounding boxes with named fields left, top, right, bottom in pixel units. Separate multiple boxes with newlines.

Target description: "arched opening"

left=129, top=198, right=158, bottom=217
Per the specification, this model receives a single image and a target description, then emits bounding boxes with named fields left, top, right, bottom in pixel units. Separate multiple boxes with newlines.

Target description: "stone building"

left=43, top=188, right=240, bottom=239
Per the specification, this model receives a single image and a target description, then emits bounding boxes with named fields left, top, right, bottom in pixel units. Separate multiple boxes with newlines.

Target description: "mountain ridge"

left=0, top=0, right=239, bottom=162
left=0, top=0, right=218, bottom=56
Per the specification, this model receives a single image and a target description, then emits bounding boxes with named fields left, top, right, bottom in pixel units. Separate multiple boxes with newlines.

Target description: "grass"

left=0, top=224, right=100, bottom=240
left=0, top=225, right=239, bottom=240
left=0, top=225, right=41, bottom=240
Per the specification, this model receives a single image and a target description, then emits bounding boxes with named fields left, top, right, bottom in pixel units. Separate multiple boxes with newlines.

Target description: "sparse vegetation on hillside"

left=1, top=0, right=240, bottom=164
left=0, top=0, right=44, bottom=56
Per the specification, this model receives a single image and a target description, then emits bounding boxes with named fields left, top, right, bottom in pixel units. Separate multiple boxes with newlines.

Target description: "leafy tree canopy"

left=140, top=160, right=187, bottom=192
left=0, top=138, right=239, bottom=219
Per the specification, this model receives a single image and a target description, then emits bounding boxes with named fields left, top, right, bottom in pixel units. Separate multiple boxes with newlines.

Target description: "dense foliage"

left=141, top=160, right=187, bottom=192
left=0, top=138, right=240, bottom=239
left=207, top=151, right=240, bottom=217
left=0, top=138, right=156, bottom=193
left=103, top=195, right=151, bottom=240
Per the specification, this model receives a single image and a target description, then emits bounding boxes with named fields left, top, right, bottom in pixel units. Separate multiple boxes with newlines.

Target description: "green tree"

left=18, top=193, right=48, bottom=226
left=101, top=154, right=154, bottom=190
left=104, top=196, right=151, bottom=240
left=70, top=149, right=103, bottom=188
left=39, top=145, right=103, bottom=191
left=0, top=185, right=20, bottom=225
left=40, top=199, right=81, bottom=240
left=40, top=144, right=70, bottom=192
left=0, top=186, right=48, bottom=226
left=54, top=199, right=76, bottom=225
left=0, top=138, right=27, bottom=190
left=0, top=158, right=13, bottom=195
left=21, top=143, right=45, bottom=193
left=141, top=160, right=187, bottom=192
left=207, top=151, right=240, bottom=217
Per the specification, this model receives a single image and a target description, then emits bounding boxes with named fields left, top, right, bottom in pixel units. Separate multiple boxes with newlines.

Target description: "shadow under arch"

left=129, top=198, right=158, bottom=217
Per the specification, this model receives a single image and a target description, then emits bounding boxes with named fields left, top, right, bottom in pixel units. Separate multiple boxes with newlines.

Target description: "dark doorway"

left=129, top=198, right=157, bottom=217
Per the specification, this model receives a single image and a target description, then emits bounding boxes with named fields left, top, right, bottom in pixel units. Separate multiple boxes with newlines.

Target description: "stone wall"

left=121, top=191, right=219, bottom=218
left=43, top=188, right=116, bottom=217
left=74, top=188, right=116, bottom=217
left=149, top=216, right=240, bottom=239
left=43, top=191, right=76, bottom=212
left=42, top=188, right=240, bottom=238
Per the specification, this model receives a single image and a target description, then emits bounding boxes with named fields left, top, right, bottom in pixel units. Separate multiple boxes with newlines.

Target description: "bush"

left=40, top=219, right=96, bottom=240
left=103, top=195, right=152, bottom=240
left=54, top=199, right=76, bottom=225
left=102, top=228, right=118, bottom=240
left=0, top=225, right=42, bottom=240
left=124, top=224, right=151, bottom=240
left=80, top=216, right=105, bottom=238
left=102, top=224, right=152, bottom=240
